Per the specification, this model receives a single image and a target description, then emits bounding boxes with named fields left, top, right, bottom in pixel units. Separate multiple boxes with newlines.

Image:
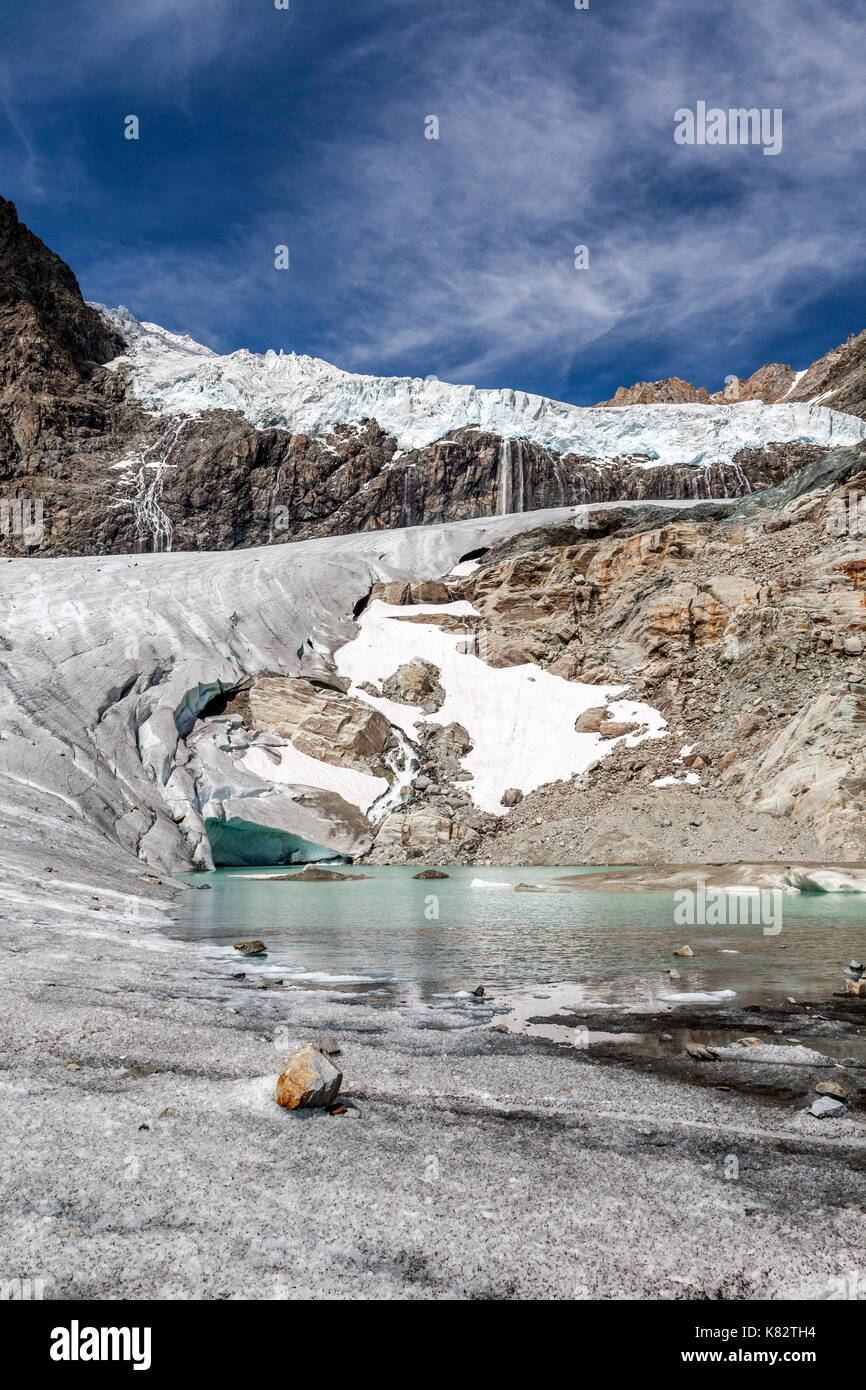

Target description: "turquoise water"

left=168, top=864, right=866, bottom=1007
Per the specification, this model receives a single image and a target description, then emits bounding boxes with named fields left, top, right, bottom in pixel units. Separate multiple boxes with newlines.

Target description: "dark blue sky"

left=1, top=0, right=863, bottom=404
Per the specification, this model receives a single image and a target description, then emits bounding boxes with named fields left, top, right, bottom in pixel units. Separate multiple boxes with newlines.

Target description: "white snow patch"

left=781, top=369, right=807, bottom=399
left=241, top=743, right=387, bottom=813
left=448, top=557, right=482, bottom=577
left=651, top=773, right=700, bottom=788
left=335, top=599, right=667, bottom=814
left=95, top=306, right=866, bottom=463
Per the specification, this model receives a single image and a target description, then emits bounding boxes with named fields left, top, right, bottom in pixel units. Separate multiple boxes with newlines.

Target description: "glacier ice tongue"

left=0, top=506, right=596, bottom=877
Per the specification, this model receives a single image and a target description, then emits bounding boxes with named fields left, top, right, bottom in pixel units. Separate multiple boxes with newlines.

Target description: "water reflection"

left=169, top=864, right=866, bottom=1010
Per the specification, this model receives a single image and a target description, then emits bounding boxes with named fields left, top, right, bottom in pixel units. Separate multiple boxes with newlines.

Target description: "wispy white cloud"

left=1, top=0, right=864, bottom=399
left=9, top=0, right=242, bottom=96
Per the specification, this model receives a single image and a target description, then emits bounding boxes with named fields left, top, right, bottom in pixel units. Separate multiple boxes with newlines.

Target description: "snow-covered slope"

left=97, top=306, right=866, bottom=465
left=336, top=599, right=667, bottom=813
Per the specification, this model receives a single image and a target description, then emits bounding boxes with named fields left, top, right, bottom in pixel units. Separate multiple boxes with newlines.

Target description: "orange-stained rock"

left=241, top=676, right=397, bottom=777
left=371, top=579, right=454, bottom=606
left=275, top=1043, right=343, bottom=1110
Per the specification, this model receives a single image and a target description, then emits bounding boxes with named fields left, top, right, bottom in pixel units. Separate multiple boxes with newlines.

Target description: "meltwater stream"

left=168, top=864, right=866, bottom=1010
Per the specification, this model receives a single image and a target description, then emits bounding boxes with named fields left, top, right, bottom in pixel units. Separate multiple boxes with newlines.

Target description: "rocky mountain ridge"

left=595, top=331, right=866, bottom=416
left=2, top=193, right=866, bottom=557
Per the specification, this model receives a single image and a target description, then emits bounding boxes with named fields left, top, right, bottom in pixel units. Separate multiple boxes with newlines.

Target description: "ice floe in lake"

left=784, top=867, right=866, bottom=893
left=657, top=989, right=737, bottom=1004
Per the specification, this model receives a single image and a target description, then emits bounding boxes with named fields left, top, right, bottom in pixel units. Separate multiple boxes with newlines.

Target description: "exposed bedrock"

left=0, top=195, right=150, bottom=558
left=161, top=426, right=827, bottom=548
left=354, top=441, right=866, bottom=864
left=0, top=396, right=834, bottom=557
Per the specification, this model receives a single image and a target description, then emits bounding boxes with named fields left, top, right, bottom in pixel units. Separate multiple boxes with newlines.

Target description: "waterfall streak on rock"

left=128, top=417, right=195, bottom=553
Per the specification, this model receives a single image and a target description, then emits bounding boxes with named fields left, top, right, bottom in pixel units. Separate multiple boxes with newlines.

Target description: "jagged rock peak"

left=596, top=377, right=713, bottom=407
left=0, top=194, right=124, bottom=384
left=595, top=331, right=866, bottom=419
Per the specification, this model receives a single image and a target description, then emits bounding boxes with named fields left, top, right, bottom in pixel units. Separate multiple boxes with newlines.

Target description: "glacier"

left=0, top=505, right=615, bottom=878
left=96, top=306, right=866, bottom=466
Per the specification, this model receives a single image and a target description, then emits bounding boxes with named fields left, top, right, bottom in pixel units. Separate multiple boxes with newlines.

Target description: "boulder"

left=375, top=807, right=453, bottom=851
left=681, top=749, right=709, bottom=767
left=275, top=1043, right=343, bottom=1110
left=465, top=629, right=551, bottom=669
left=501, top=788, right=524, bottom=807
left=737, top=713, right=762, bottom=738
left=601, top=719, right=639, bottom=739
left=416, top=722, right=473, bottom=782
left=575, top=706, right=607, bottom=733
left=381, top=659, right=445, bottom=711
left=371, top=579, right=453, bottom=606
left=809, top=1095, right=847, bottom=1119
left=277, top=865, right=367, bottom=882
left=815, top=1081, right=848, bottom=1100
left=575, top=707, right=640, bottom=739
left=244, top=676, right=397, bottom=777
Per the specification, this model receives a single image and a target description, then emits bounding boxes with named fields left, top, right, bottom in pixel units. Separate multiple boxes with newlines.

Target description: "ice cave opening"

left=205, top=817, right=342, bottom=868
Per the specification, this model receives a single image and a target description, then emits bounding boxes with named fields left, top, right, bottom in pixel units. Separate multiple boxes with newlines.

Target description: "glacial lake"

left=168, top=864, right=866, bottom=1011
